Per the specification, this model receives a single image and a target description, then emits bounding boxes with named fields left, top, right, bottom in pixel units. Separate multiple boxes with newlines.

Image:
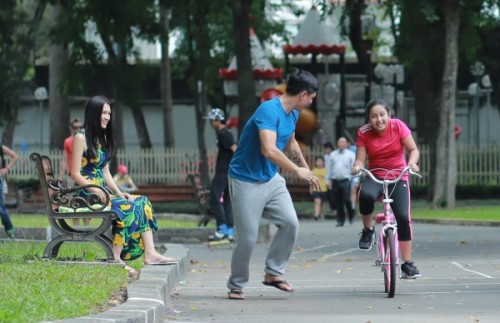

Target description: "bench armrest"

left=47, top=178, right=112, bottom=212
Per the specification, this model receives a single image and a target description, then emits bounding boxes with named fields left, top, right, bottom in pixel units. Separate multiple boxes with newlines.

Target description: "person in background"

left=0, top=145, right=18, bottom=239
left=328, top=137, right=356, bottom=227
left=226, top=69, right=321, bottom=300
left=113, top=164, right=138, bottom=193
left=347, top=138, right=360, bottom=214
left=204, top=108, right=237, bottom=242
left=59, top=118, right=89, bottom=226
left=310, top=156, right=328, bottom=221
left=352, top=98, right=421, bottom=279
left=71, top=95, right=176, bottom=266
left=59, top=118, right=82, bottom=183
left=323, top=142, right=336, bottom=216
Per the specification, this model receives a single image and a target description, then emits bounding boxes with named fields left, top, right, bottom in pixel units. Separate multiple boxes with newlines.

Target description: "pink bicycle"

left=352, top=166, right=421, bottom=298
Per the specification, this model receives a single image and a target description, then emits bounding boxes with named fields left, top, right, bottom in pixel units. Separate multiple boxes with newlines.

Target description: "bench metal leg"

left=43, top=234, right=115, bottom=261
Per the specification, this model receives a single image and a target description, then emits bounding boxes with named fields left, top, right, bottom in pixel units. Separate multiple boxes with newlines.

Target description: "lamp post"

left=481, top=74, right=492, bottom=144
left=34, top=87, right=48, bottom=151
left=470, top=61, right=484, bottom=145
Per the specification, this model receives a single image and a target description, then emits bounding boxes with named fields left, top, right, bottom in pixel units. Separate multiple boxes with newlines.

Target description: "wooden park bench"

left=30, top=152, right=117, bottom=262
left=186, top=173, right=213, bottom=227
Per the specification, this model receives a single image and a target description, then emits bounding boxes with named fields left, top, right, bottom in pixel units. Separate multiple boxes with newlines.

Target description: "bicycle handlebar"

left=350, top=166, right=422, bottom=185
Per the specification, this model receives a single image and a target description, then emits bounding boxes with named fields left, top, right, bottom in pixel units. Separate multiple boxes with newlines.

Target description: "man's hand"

left=296, top=167, right=321, bottom=191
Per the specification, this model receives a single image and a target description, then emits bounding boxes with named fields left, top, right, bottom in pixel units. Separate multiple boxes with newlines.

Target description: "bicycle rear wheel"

left=383, top=228, right=396, bottom=298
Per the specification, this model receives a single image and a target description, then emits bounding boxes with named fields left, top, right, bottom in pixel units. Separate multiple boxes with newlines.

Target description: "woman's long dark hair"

left=83, top=95, right=116, bottom=159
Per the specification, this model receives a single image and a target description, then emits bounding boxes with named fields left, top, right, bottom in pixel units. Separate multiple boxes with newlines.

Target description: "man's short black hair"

left=323, top=142, right=334, bottom=150
left=285, top=69, right=319, bottom=96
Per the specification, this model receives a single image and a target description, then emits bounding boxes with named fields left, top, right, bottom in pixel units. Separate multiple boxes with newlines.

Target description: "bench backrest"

left=30, top=153, right=61, bottom=214
left=30, top=152, right=111, bottom=214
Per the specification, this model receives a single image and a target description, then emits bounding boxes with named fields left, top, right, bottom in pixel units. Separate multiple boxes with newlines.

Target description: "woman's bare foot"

left=144, top=254, right=177, bottom=265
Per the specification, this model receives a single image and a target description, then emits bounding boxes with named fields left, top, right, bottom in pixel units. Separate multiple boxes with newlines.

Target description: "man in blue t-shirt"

left=226, top=69, right=320, bottom=300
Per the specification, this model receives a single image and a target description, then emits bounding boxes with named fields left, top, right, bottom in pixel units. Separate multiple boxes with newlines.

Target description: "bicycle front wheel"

left=383, top=228, right=396, bottom=298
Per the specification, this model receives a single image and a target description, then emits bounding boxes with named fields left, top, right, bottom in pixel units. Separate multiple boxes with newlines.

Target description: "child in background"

left=113, top=164, right=138, bottom=193
left=311, top=156, right=328, bottom=221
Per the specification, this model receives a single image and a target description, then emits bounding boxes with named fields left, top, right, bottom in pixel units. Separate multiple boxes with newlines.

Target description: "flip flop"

left=144, top=259, right=178, bottom=265
left=228, top=289, right=245, bottom=300
left=262, top=279, right=294, bottom=293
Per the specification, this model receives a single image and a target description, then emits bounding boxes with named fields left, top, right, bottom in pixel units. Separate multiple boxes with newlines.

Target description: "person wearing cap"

left=113, top=164, right=138, bottom=193
left=226, top=69, right=321, bottom=300
left=204, top=108, right=237, bottom=242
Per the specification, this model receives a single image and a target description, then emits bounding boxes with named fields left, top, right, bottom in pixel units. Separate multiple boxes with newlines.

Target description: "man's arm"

left=259, top=130, right=303, bottom=173
left=259, top=130, right=320, bottom=190
left=284, top=134, right=309, bottom=169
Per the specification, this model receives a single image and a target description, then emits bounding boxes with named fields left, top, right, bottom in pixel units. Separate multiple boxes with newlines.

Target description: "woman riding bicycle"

left=351, top=98, right=421, bottom=279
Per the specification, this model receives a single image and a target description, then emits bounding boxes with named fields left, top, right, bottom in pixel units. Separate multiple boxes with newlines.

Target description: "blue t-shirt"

left=229, top=97, right=299, bottom=182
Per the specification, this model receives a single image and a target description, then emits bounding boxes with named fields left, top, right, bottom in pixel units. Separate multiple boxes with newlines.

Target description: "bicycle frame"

left=374, top=186, right=400, bottom=298
left=352, top=166, right=421, bottom=298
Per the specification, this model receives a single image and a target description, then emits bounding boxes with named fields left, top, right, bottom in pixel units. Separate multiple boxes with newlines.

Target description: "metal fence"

left=9, top=144, right=500, bottom=186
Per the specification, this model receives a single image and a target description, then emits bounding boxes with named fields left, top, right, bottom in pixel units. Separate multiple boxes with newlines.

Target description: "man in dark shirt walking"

left=205, top=108, right=237, bottom=241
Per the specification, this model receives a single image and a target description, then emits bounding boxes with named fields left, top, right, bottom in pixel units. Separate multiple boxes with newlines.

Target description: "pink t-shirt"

left=356, top=118, right=411, bottom=181
left=63, top=136, right=74, bottom=175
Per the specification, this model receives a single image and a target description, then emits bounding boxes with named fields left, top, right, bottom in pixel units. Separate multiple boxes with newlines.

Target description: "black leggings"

left=358, top=176, right=413, bottom=241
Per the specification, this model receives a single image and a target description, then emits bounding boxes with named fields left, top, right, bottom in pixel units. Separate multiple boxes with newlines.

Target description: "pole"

left=475, top=77, right=480, bottom=145
left=39, top=100, right=43, bottom=151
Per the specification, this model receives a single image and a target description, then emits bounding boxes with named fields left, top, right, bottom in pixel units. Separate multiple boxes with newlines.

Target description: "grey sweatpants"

left=227, top=173, right=299, bottom=290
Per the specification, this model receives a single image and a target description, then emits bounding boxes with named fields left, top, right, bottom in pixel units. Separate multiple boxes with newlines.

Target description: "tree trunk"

left=49, top=3, right=70, bottom=151
left=185, top=1, right=211, bottom=185
left=111, top=93, right=125, bottom=150
left=345, top=0, right=372, bottom=74
left=130, top=104, right=152, bottom=149
left=432, top=0, right=460, bottom=208
left=233, top=0, right=258, bottom=137
left=1, top=101, right=17, bottom=147
left=160, top=2, right=175, bottom=148
left=397, top=1, right=446, bottom=201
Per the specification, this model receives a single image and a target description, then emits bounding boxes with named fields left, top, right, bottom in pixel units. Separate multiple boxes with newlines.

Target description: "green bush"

left=11, top=178, right=40, bottom=189
left=410, top=185, right=500, bottom=200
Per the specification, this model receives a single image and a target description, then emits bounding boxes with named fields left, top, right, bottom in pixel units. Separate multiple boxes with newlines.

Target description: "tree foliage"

left=0, top=0, right=46, bottom=146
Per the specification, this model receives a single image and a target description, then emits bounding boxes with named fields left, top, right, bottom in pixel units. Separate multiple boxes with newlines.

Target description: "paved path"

left=167, top=219, right=500, bottom=323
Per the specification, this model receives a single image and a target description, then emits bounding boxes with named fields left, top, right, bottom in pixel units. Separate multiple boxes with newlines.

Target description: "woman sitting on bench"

left=71, top=95, right=176, bottom=266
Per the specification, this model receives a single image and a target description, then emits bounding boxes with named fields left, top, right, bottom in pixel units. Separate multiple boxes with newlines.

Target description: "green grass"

left=411, top=207, right=500, bottom=222
left=10, top=214, right=201, bottom=228
left=0, top=240, right=140, bottom=322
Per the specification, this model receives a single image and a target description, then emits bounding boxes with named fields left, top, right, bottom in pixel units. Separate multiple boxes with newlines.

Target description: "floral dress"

left=77, top=132, right=158, bottom=260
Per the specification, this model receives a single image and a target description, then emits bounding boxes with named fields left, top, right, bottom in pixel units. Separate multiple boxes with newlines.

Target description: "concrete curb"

left=1, top=227, right=212, bottom=243
left=53, top=243, right=190, bottom=323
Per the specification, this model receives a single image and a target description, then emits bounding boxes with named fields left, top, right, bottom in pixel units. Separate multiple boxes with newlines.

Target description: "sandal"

left=227, top=288, right=245, bottom=300
left=262, top=278, right=294, bottom=293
